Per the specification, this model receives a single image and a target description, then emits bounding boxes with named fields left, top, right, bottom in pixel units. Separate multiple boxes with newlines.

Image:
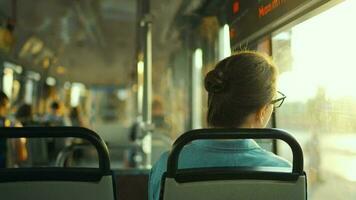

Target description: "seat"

left=0, top=127, right=117, bottom=200
left=160, top=128, right=307, bottom=200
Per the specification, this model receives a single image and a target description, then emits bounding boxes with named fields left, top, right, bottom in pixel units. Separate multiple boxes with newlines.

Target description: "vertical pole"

left=137, top=60, right=144, bottom=117
left=135, top=0, right=143, bottom=118
left=266, top=36, right=278, bottom=154
left=143, top=24, right=152, bottom=125
left=141, top=0, right=153, bottom=168
left=142, top=20, right=152, bottom=168
left=191, top=49, right=203, bottom=129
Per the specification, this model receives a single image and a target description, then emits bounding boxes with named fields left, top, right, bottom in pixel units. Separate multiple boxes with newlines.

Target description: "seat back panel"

left=0, top=175, right=115, bottom=200
left=163, top=175, right=306, bottom=200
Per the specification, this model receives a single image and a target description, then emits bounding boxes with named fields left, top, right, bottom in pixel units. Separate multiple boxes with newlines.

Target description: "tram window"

left=272, top=0, right=356, bottom=199
left=2, top=67, right=13, bottom=98
left=192, top=48, right=203, bottom=129
left=218, top=24, right=231, bottom=60
left=70, top=83, right=85, bottom=107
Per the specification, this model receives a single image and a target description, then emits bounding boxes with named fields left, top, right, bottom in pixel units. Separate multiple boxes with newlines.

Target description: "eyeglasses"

left=270, top=91, right=286, bottom=108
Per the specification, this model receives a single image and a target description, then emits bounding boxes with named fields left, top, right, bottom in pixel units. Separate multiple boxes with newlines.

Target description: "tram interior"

left=1, top=0, right=356, bottom=199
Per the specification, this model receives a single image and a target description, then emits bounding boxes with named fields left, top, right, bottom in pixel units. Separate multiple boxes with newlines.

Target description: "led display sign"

left=226, top=0, right=332, bottom=47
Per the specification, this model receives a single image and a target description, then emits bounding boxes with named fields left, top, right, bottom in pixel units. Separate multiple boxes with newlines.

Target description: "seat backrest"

left=160, top=128, right=307, bottom=200
left=0, top=127, right=117, bottom=200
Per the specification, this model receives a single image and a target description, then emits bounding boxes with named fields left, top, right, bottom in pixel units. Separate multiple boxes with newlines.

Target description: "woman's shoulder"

left=150, top=151, right=170, bottom=181
left=151, top=143, right=291, bottom=172
left=153, top=151, right=169, bottom=169
left=254, top=148, right=291, bottom=168
left=151, top=143, right=197, bottom=174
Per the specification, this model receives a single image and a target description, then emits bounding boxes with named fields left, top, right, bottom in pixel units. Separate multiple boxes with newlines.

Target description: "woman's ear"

left=255, top=106, right=265, bottom=124
left=255, top=105, right=270, bottom=127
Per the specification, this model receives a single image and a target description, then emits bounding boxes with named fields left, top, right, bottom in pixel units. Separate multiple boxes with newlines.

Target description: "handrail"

left=55, top=143, right=94, bottom=167
left=0, top=127, right=110, bottom=172
left=166, top=128, right=304, bottom=177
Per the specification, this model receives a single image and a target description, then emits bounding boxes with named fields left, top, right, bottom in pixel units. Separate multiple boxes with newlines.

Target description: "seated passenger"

left=149, top=51, right=291, bottom=200
left=43, top=101, right=71, bottom=126
left=0, top=91, right=11, bottom=167
left=0, top=92, right=27, bottom=167
left=43, top=101, right=71, bottom=162
left=16, top=104, right=37, bottom=126
left=70, top=106, right=85, bottom=127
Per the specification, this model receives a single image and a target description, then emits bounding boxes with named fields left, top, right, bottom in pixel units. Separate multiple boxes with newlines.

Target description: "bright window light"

left=273, top=0, right=356, bottom=192
left=117, top=89, right=128, bottom=100
left=27, top=71, right=41, bottom=81
left=192, top=48, right=203, bottom=129
left=193, top=49, right=203, bottom=70
left=137, top=61, right=144, bottom=75
left=4, top=61, right=22, bottom=74
left=137, top=61, right=144, bottom=114
left=219, top=24, right=232, bottom=60
left=71, top=83, right=85, bottom=107
left=46, top=77, right=56, bottom=86
left=2, top=68, right=13, bottom=99
left=64, top=81, right=71, bottom=89
left=275, top=0, right=356, bottom=102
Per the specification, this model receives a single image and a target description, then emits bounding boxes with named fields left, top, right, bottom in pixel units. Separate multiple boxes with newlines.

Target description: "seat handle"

left=166, top=128, right=304, bottom=177
left=0, top=127, right=110, bottom=172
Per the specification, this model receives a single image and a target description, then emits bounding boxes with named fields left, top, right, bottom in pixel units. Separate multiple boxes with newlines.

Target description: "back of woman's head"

left=204, top=51, right=278, bottom=128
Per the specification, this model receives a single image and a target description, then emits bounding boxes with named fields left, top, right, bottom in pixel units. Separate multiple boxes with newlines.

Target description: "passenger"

left=0, top=92, right=27, bottom=167
left=16, top=103, right=48, bottom=166
left=43, top=101, right=71, bottom=162
left=44, top=101, right=71, bottom=126
left=149, top=51, right=290, bottom=200
left=0, top=91, right=11, bottom=167
left=15, top=104, right=36, bottom=126
left=70, top=106, right=85, bottom=127
left=69, top=106, right=89, bottom=157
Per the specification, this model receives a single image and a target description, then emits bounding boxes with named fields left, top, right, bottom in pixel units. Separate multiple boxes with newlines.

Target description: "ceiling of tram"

left=0, top=0, right=203, bottom=86
left=16, top=0, right=137, bottom=85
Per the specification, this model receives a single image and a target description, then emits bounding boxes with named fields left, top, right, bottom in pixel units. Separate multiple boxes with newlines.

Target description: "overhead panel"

left=226, top=0, right=336, bottom=48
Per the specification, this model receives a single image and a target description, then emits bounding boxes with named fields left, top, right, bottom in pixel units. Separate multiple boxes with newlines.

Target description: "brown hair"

left=204, top=51, right=278, bottom=127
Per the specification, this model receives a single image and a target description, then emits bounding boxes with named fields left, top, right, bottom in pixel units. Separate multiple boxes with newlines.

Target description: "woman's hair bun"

left=204, top=69, right=228, bottom=93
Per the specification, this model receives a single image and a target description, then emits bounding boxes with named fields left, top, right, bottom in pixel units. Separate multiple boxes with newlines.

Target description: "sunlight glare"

left=277, top=0, right=356, bottom=102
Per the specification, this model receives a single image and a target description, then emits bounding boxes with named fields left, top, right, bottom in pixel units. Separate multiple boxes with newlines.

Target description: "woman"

left=148, top=51, right=290, bottom=200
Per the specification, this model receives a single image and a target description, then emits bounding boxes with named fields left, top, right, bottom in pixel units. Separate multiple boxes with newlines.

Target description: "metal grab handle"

left=166, top=128, right=304, bottom=177
left=55, top=143, right=94, bottom=167
left=0, top=127, right=110, bottom=172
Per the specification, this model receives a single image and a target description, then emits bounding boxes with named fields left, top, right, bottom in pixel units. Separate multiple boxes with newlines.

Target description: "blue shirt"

left=149, top=139, right=291, bottom=200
